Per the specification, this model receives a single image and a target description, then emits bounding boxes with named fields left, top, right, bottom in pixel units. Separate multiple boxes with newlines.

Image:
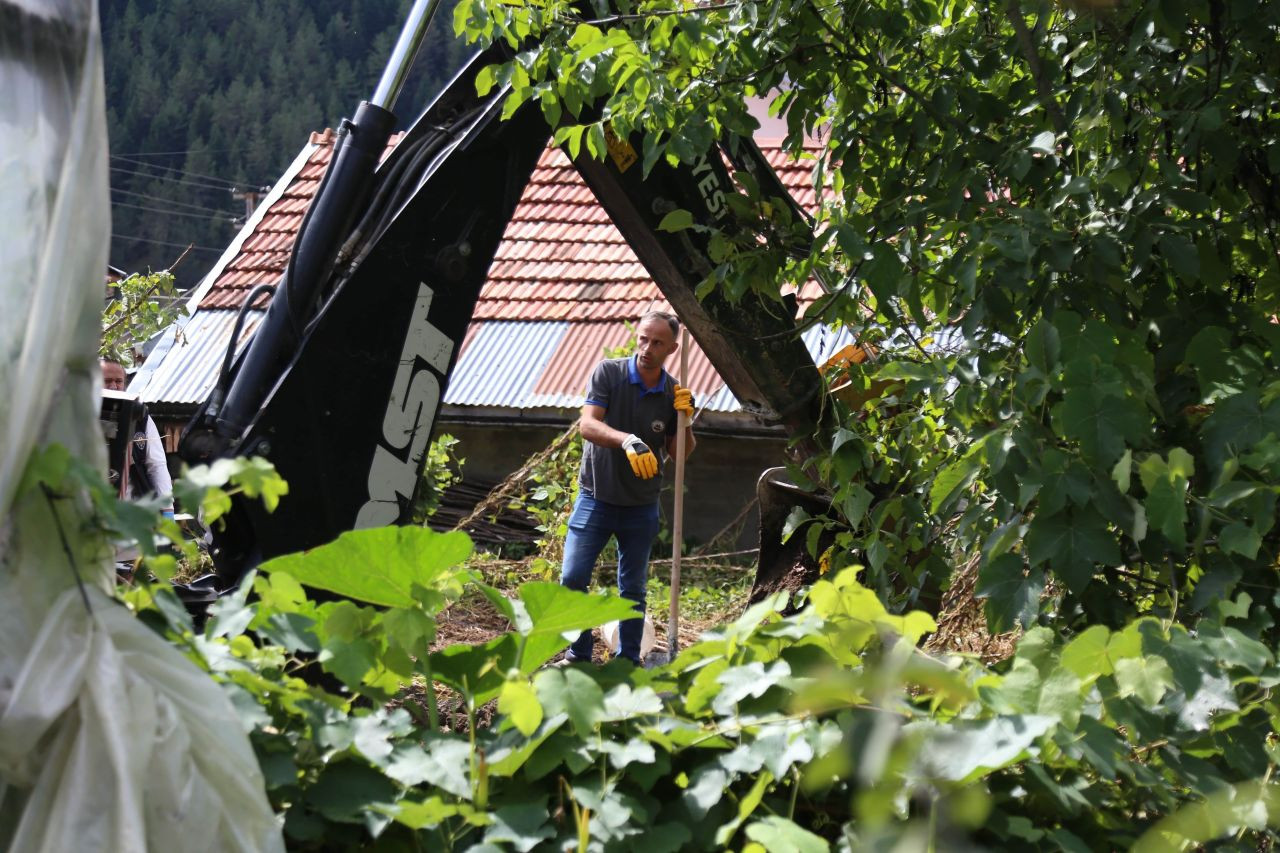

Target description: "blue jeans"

left=560, top=492, right=660, bottom=663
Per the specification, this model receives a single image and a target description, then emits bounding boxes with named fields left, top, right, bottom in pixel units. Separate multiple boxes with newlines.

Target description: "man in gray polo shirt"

left=560, top=311, right=696, bottom=664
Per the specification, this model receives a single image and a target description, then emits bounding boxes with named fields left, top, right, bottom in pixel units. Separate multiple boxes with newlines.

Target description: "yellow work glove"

left=622, top=434, right=659, bottom=480
left=673, top=385, right=695, bottom=418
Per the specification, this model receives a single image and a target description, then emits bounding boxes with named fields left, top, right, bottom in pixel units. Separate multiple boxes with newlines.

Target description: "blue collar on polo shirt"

left=628, top=354, right=668, bottom=395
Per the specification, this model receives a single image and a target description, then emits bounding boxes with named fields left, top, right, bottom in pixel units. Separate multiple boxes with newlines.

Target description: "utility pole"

left=230, top=186, right=269, bottom=223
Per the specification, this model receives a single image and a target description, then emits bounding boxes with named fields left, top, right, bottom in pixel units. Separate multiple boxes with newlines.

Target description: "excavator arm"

left=180, top=14, right=828, bottom=583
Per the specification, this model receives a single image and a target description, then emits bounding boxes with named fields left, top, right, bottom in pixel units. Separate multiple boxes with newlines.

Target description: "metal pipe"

left=370, top=0, right=441, bottom=110
left=214, top=101, right=396, bottom=440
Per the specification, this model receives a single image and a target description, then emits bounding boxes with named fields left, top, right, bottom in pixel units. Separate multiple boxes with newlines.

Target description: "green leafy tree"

left=455, top=0, right=1280, bottom=632
left=394, top=0, right=1280, bottom=844
left=100, top=269, right=187, bottom=366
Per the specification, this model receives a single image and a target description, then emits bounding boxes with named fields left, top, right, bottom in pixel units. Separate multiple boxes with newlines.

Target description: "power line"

left=112, top=233, right=223, bottom=252
left=109, top=165, right=241, bottom=195
left=110, top=153, right=243, bottom=189
left=108, top=147, right=243, bottom=157
left=112, top=201, right=239, bottom=223
left=111, top=187, right=236, bottom=216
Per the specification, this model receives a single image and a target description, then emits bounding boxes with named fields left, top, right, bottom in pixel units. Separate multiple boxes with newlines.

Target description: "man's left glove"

left=622, top=434, right=659, bottom=480
left=673, top=385, right=695, bottom=418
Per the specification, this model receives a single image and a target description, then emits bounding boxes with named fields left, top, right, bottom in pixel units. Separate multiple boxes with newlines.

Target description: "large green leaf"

left=259, top=527, right=473, bottom=608
left=519, top=582, right=639, bottom=638
left=1175, top=673, right=1239, bottom=731
left=1057, top=715, right=1126, bottom=779
left=392, top=797, right=469, bottom=830
left=1202, top=391, right=1280, bottom=471
left=726, top=723, right=815, bottom=777
left=1019, top=449, right=1092, bottom=514
left=534, top=666, right=605, bottom=734
left=1114, top=655, right=1174, bottom=705
left=910, top=715, right=1057, bottom=782
left=1026, top=508, right=1120, bottom=591
left=713, top=661, right=791, bottom=715
left=680, top=765, right=730, bottom=821
left=1051, top=386, right=1149, bottom=465
left=1185, top=326, right=1239, bottom=400
left=485, top=714, right=568, bottom=779
left=743, top=816, right=829, bottom=853
left=1137, top=622, right=1216, bottom=695
left=429, top=634, right=519, bottom=705
left=481, top=799, right=556, bottom=852
left=600, top=684, right=664, bottom=721
left=975, top=554, right=1044, bottom=633
left=657, top=208, right=694, bottom=232
left=1199, top=623, right=1272, bottom=673
left=599, top=738, right=656, bottom=770
left=1060, top=626, right=1114, bottom=679
left=929, top=453, right=981, bottom=514
left=1159, top=233, right=1200, bottom=281
left=1024, top=317, right=1061, bottom=373
left=305, top=759, right=399, bottom=822
left=1138, top=449, right=1194, bottom=548
left=319, top=637, right=378, bottom=690
left=384, top=737, right=472, bottom=799
left=492, top=583, right=643, bottom=670
left=498, top=678, right=544, bottom=736
left=715, top=771, right=774, bottom=847
left=1219, top=522, right=1261, bottom=559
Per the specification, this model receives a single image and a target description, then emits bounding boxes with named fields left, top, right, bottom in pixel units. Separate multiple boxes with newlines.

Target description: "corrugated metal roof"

left=518, top=321, right=727, bottom=410
left=135, top=309, right=263, bottom=406
left=885, top=324, right=978, bottom=355
left=701, top=384, right=741, bottom=413
left=498, top=321, right=971, bottom=417
left=803, top=322, right=859, bottom=366
left=528, top=322, right=632, bottom=405
left=443, top=321, right=568, bottom=407
left=443, top=319, right=844, bottom=416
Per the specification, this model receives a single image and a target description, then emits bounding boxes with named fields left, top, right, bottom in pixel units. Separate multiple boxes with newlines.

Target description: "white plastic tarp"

left=0, top=3, right=283, bottom=850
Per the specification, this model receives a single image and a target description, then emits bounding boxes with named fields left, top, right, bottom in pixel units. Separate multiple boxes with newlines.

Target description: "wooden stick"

left=668, top=329, right=689, bottom=659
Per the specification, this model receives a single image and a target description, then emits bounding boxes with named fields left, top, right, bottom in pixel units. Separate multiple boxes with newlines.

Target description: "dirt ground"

left=922, top=552, right=1021, bottom=664
left=429, top=550, right=1017, bottom=667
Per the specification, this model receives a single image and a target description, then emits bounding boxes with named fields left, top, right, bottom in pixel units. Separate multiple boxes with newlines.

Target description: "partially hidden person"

left=102, top=357, right=174, bottom=518
left=560, top=311, right=696, bottom=665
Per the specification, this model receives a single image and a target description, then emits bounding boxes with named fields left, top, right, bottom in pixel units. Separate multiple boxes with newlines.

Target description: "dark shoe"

left=550, top=652, right=594, bottom=668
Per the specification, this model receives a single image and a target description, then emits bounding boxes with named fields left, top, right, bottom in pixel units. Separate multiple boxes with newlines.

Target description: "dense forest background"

left=102, top=0, right=468, bottom=289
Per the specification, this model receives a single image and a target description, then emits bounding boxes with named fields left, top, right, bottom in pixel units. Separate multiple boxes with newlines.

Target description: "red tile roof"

left=199, top=132, right=825, bottom=319
left=476, top=144, right=825, bottom=320
left=200, top=129, right=394, bottom=309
